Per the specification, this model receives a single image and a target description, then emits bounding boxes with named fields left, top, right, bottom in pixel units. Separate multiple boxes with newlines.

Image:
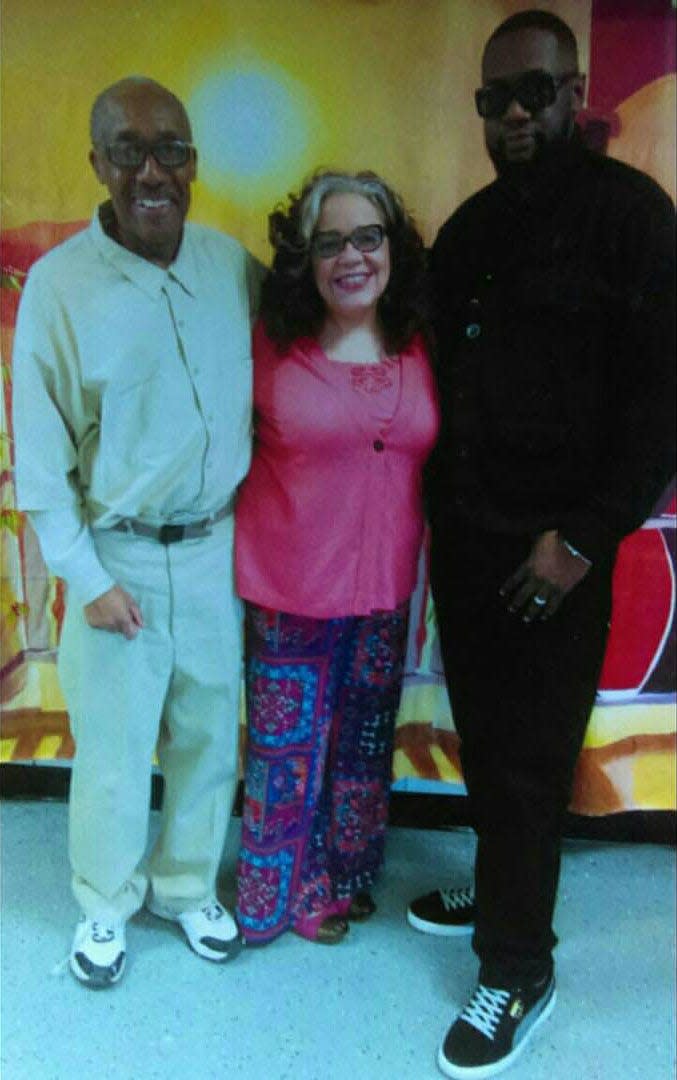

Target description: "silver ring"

left=533, top=596, right=547, bottom=607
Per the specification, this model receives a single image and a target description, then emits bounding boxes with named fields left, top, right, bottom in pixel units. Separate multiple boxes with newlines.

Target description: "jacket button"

left=465, top=323, right=481, bottom=339
left=373, top=439, right=384, bottom=452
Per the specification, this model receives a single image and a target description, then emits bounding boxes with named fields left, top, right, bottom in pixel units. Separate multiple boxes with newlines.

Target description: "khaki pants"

left=58, top=514, right=242, bottom=921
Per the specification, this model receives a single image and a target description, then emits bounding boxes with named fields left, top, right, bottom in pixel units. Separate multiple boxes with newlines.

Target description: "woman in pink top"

left=235, top=170, right=439, bottom=945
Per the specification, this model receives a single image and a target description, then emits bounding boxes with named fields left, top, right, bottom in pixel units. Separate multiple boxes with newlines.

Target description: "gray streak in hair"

left=299, top=172, right=399, bottom=242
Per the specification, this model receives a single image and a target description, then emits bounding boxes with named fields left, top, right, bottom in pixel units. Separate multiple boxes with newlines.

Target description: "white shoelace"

left=460, top=985, right=511, bottom=1041
left=439, top=886, right=475, bottom=912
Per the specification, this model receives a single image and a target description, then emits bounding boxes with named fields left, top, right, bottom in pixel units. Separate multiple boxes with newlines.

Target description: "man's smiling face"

left=89, top=83, right=196, bottom=267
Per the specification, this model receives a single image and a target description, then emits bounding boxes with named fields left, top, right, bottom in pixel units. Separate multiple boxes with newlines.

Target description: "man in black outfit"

left=407, top=10, right=676, bottom=1079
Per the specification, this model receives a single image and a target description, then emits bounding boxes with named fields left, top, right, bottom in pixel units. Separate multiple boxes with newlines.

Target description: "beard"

left=488, top=113, right=576, bottom=179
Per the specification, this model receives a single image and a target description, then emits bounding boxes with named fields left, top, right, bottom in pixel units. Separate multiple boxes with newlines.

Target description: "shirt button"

left=373, top=439, right=385, bottom=452
left=458, top=445, right=469, bottom=459
left=465, top=323, right=481, bottom=339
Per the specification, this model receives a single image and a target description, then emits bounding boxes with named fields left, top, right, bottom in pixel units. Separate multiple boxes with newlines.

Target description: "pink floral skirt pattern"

left=236, top=601, right=409, bottom=943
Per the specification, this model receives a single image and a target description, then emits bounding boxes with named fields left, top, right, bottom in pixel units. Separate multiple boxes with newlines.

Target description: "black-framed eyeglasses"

left=104, top=139, right=195, bottom=170
left=311, top=224, right=386, bottom=259
left=475, top=69, right=578, bottom=120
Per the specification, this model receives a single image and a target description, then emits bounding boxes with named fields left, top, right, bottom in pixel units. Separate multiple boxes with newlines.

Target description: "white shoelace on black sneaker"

left=439, top=886, right=475, bottom=912
left=460, top=985, right=511, bottom=1040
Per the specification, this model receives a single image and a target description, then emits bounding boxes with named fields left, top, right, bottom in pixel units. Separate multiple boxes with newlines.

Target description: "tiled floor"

left=1, top=799, right=674, bottom=1080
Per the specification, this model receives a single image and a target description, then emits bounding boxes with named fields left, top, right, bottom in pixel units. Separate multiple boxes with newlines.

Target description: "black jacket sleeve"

left=559, top=178, right=676, bottom=561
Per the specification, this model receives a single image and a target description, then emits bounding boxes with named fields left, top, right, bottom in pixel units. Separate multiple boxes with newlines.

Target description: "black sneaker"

left=437, top=974, right=556, bottom=1078
left=407, top=886, right=475, bottom=936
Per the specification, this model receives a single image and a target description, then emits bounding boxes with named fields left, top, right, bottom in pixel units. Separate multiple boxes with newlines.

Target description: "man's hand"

left=499, top=529, right=591, bottom=623
left=84, top=585, right=144, bottom=639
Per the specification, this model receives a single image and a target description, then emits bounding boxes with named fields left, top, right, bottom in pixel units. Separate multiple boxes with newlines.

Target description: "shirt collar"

left=90, top=202, right=198, bottom=299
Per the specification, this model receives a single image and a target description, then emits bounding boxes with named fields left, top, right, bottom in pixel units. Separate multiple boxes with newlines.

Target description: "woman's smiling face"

left=311, top=192, right=391, bottom=322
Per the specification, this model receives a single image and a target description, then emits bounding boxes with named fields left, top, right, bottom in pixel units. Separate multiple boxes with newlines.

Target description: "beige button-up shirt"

left=12, top=205, right=262, bottom=603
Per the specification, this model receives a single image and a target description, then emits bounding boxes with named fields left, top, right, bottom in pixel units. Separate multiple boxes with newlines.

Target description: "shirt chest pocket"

left=99, top=366, right=203, bottom=470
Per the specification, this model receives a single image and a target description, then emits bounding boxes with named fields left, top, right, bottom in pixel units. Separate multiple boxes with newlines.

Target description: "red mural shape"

left=599, top=529, right=675, bottom=695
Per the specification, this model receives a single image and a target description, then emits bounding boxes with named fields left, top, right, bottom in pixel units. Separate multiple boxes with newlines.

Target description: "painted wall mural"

left=1, top=0, right=675, bottom=816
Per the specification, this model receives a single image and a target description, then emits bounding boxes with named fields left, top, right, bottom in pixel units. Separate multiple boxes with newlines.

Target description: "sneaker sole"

left=182, top=930, right=243, bottom=963
left=436, top=985, right=557, bottom=1079
left=407, top=909, right=475, bottom=937
left=69, top=952, right=126, bottom=989
left=146, top=899, right=243, bottom=963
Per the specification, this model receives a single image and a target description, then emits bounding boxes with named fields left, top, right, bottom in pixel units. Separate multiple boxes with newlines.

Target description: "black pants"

left=430, top=519, right=614, bottom=986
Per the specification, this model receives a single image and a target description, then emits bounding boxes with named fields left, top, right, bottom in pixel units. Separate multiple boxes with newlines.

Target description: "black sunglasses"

left=475, top=69, right=578, bottom=120
left=311, top=224, right=386, bottom=259
left=104, top=139, right=195, bottom=170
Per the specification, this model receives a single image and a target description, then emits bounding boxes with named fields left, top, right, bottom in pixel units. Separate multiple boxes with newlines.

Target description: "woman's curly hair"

left=260, top=170, right=430, bottom=354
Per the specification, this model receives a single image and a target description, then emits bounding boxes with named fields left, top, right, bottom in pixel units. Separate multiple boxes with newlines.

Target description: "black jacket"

left=426, top=137, right=676, bottom=562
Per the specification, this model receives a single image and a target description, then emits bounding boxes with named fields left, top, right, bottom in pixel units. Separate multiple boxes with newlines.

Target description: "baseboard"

left=1, top=763, right=674, bottom=844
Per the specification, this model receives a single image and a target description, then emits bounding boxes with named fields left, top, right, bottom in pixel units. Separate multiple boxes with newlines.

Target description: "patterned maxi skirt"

left=236, top=601, right=409, bottom=943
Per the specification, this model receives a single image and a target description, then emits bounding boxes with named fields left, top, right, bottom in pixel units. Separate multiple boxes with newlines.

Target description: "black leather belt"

left=110, top=500, right=232, bottom=544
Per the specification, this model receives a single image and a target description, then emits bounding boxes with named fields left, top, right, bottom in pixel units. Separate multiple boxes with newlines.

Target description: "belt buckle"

left=158, top=523, right=186, bottom=545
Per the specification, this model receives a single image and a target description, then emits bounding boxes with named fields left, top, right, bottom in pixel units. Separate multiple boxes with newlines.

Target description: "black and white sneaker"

left=69, top=916, right=126, bottom=988
left=407, top=886, right=475, bottom=936
left=437, top=974, right=556, bottom=1078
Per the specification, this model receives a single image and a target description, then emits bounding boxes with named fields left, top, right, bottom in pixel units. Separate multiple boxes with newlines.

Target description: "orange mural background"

left=1, top=0, right=675, bottom=816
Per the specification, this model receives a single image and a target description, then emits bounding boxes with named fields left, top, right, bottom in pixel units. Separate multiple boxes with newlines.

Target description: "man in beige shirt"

left=12, top=76, right=261, bottom=987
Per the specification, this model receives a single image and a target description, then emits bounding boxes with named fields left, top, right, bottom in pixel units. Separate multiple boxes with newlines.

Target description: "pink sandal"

left=293, top=903, right=350, bottom=944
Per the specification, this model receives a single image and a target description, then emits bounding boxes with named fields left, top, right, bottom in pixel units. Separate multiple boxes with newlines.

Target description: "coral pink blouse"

left=235, top=322, right=439, bottom=617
